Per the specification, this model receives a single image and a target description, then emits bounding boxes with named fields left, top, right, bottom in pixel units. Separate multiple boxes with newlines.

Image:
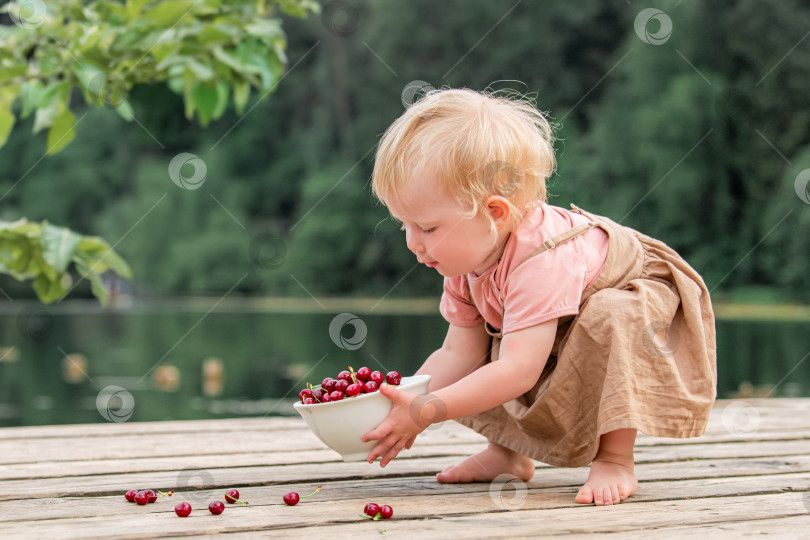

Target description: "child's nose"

left=405, top=231, right=425, bottom=255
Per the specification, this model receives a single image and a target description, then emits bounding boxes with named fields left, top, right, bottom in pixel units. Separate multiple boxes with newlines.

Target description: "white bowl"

left=293, top=374, right=431, bottom=462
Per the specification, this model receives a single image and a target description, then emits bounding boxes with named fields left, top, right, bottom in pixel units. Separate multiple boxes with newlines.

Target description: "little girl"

left=361, top=88, right=717, bottom=506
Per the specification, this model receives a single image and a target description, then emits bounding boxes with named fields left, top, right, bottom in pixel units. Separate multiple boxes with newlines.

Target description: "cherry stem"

left=360, top=513, right=382, bottom=521
left=300, top=486, right=322, bottom=499
left=233, top=497, right=249, bottom=505
left=157, top=490, right=174, bottom=497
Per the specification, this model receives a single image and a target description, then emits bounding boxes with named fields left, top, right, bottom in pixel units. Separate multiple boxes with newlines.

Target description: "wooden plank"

left=0, top=484, right=807, bottom=538
left=3, top=416, right=810, bottom=465
left=3, top=449, right=810, bottom=502
left=2, top=436, right=809, bottom=482
left=1, top=467, right=808, bottom=525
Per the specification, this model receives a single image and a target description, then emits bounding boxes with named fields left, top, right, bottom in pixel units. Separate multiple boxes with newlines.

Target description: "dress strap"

left=512, top=221, right=596, bottom=272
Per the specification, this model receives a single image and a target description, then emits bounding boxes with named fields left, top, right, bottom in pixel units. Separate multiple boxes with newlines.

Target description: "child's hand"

left=362, top=384, right=430, bottom=467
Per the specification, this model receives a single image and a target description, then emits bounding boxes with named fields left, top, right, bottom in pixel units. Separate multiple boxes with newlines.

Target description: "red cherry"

left=329, top=390, right=344, bottom=401
left=346, top=383, right=362, bottom=397
left=364, top=502, right=381, bottom=517
left=370, top=371, right=384, bottom=385
left=364, top=381, right=378, bottom=393
left=320, top=391, right=332, bottom=403
left=124, top=489, right=138, bottom=502
left=356, top=367, right=371, bottom=382
left=225, top=488, right=247, bottom=504
left=323, top=378, right=338, bottom=393
left=283, top=492, right=300, bottom=506
left=144, top=489, right=157, bottom=503
left=337, top=370, right=352, bottom=382
left=174, top=502, right=192, bottom=517
left=335, top=379, right=349, bottom=393
left=208, top=501, right=225, bottom=515
left=299, top=389, right=313, bottom=402
left=385, top=371, right=401, bottom=386
left=380, top=504, right=393, bottom=519
left=303, top=397, right=316, bottom=405
left=134, top=491, right=149, bottom=505
left=312, top=388, right=327, bottom=402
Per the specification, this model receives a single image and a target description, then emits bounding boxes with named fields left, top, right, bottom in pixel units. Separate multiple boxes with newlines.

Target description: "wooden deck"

left=1, top=398, right=809, bottom=538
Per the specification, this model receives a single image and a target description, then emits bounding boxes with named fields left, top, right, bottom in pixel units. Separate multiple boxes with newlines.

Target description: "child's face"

left=387, top=175, right=506, bottom=277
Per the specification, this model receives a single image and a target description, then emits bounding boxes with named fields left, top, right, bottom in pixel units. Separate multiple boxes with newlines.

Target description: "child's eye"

left=422, top=227, right=436, bottom=234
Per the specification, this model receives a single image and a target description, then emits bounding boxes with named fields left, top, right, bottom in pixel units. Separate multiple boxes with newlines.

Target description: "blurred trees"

left=1, top=0, right=808, bottom=301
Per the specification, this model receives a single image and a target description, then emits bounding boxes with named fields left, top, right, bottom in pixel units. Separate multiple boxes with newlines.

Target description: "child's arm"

left=363, top=318, right=558, bottom=466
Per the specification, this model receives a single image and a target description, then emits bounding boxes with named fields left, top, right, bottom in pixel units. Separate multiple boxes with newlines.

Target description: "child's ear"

left=484, top=196, right=512, bottom=231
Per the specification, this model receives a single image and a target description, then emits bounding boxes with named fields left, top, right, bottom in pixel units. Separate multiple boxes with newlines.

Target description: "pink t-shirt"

left=440, top=203, right=610, bottom=335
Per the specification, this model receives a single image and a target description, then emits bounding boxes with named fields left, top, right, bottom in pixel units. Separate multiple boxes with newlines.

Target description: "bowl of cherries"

left=293, top=367, right=430, bottom=462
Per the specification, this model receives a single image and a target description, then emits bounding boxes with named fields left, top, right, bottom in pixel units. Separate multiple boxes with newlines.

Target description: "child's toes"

left=575, top=484, right=594, bottom=504
left=610, top=484, right=621, bottom=504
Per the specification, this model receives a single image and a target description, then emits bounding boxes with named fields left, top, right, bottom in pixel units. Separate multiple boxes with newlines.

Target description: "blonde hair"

left=372, top=88, right=556, bottom=231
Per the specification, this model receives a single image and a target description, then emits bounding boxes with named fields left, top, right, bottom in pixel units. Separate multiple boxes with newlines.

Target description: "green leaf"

left=187, top=57, right=215, bottom=81
left=190, top=81, right=218, bottom=126
left=41, top=224, right=82, bottom=273
left=233, top=79, right=250, bottom=115
left=143, top=0, right=195, bottom=28
left=0, top=105, right=14, bottom=148
left=46, top=108, right=76, bottom=154
left=115, top=100, right=134, bottom=121
left=212, top=80, right=229, bottom=120
left=20, top=80, right=43, bottom=119
left=76, top=236, right=133, bottom=279
left=33, top=272, right=68, bottom=304
left=74, top=259, right=109, bottom=308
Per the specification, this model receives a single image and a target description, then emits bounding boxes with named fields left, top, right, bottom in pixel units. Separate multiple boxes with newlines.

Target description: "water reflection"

left=0, top=305, right=807, bottom=427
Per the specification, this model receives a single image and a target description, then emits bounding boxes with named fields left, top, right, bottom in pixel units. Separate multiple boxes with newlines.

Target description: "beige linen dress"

left=455, top=204, right=718, bottom=468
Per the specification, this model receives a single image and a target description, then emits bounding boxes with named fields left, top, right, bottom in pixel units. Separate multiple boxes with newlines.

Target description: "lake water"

left=1, top=302, right=808, bottom=427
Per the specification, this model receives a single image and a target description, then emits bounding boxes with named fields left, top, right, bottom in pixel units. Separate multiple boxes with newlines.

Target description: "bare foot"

left=437, top=442, right=535, bottom=483
left=575, top=450, right=638, bottom=506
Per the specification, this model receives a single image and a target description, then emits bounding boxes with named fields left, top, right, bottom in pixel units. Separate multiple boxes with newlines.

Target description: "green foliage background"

left=1, top=0, right=809, bottom=302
